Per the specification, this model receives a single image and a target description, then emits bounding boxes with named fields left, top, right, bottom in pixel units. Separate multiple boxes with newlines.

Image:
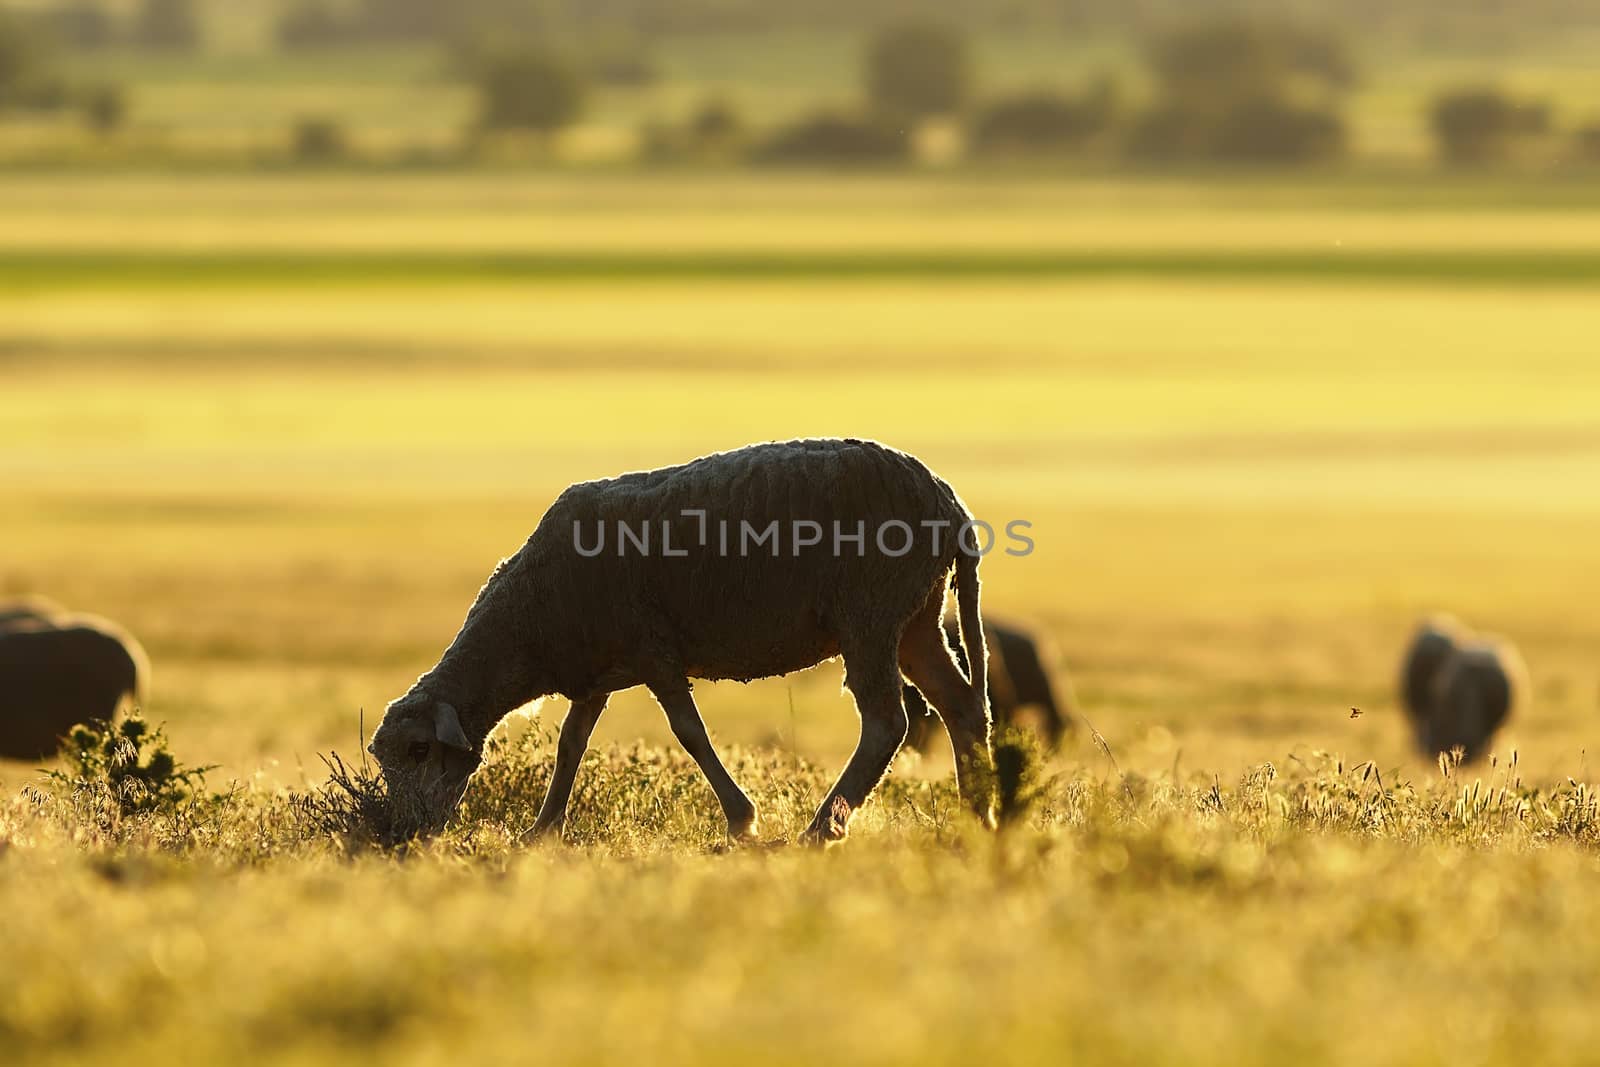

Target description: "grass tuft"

left=45, top=713, right=215, bottom=822
left=289, top=752, right=397, bottom=851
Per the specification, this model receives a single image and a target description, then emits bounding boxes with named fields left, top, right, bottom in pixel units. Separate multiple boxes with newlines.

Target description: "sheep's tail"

left=953, top=550, right=989, bottom=737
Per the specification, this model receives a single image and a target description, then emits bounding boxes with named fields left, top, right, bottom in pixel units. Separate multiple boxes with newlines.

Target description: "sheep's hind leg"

left=648, top=679, right=760, bottom=841
left=900, top=680, right=942, bottom=753
left=803, top=638, right=908, bottom=844
left=524, top=693, right=608, bottom=843
left=899, top=601, right=996, bottom=828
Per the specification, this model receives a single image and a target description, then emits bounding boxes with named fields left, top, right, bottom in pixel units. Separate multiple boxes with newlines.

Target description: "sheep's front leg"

left=524, top=693, right=608, bottom=842
left=648, top=679, right=759, bottom=841
left=803, top=640, right=908, bottom=844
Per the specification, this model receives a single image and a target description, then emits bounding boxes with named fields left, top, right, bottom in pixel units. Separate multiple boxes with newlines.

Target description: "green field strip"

left=3, top=249, right=1600, bottom=286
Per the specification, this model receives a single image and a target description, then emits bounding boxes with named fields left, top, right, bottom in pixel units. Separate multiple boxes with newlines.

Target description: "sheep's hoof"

left=799, top=795, right=852, bottom=847
left=963, top=797, right=998, bottom=832
left=712, top=833, right=783, bottom=854
left=725, top=809, right=761, bottom=843
left=519, top=821, right=562, bottom=847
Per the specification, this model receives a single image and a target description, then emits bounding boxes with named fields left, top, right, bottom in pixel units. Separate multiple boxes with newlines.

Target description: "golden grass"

left=15, top=206, right=1600, bottom=254
left=8, top=736, right=1600, bottom=1066
left=7, top=174, right=1600, bottom=254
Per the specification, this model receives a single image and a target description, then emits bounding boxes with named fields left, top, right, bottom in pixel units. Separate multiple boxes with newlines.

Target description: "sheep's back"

left=530, top=439, right=972, bottom=683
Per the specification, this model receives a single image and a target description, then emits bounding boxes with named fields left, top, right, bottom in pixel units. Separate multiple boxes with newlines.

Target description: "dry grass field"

left=3, top=172, right=1600, bottom=1065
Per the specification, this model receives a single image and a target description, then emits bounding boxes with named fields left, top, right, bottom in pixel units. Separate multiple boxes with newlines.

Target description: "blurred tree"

left=755, top=110, right=908, bottom=165
left=3, top=12, right=130, bottom=127
left=1149, top=16, right=1352, bottom=113
left=637, top=98, right=745, bottom=164
left=1131, top=16, right=1352, bottom=165
left=365, top=0, right=553, bottom=44
left=293, top=115, right=349, bottom=162
left=1576, top=122, right=1600, bottom=164
left=278, top=3, right=358, bottom=49
left=970, top=78, right=1119, bottom=156
left=450, top=0, right=555, bottom=50
left=80, top=82, right=127, bottom=134
left=1430, top=87, right=1550, bottom=166
left=1124, top=105, right=1207, bottom=161
left=357, top=0, right=449, bottom=40
left=474, top=46, right=586, bottom=136
left=688, top=97, right=742, bottom=148
left=1206, top=97, right=1344, bottom=162
left=135, top=0, right=200, bottom=50
left=585, top=31, right=660, bottom=87
left=326, top=0, right=1600, bottom=43
left=0, top=12, right=61, bottom=111
left=36, top=3, right=117, bottom=50
left=0, top=14, right=39, bottom=108
left=456, top=20, right=663, bottom=91
left=865, top=21, right=971, bottom=121
left=636, top=116, right=678, bottom=161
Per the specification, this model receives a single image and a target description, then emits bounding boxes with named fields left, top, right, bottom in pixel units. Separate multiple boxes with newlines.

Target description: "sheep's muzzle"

left=377, top=757, right=476, bottom=839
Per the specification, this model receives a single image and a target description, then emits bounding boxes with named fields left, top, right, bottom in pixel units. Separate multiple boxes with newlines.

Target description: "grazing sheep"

left=1423, top=640, right=1524, bottom=764
left=903, top=616, right=1071, bottom=752
left=0, top=615, right=148, bottom=760
left=1398, top=615, right=1522, bottom=763
left=370, top=438, right=993, bottom=843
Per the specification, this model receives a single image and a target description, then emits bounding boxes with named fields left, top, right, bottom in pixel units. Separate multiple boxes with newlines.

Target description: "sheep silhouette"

left=369, top=438, right=995, bottom=844
left=0, top=602, right=148, bottom=761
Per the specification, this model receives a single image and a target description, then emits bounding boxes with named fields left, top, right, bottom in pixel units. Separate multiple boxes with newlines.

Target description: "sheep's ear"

left=434, top=702, right=471, bottom=751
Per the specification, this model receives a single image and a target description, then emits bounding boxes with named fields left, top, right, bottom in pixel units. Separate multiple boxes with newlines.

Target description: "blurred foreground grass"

left=6, top=731, right=1600, bottom=1066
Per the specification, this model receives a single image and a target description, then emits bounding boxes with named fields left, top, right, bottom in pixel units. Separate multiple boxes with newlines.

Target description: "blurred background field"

left=4, top=2, right=1600, bottom=1063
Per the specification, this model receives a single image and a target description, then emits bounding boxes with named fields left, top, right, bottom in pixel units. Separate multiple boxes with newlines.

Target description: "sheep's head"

left=368, top=690, right=481, bottom=838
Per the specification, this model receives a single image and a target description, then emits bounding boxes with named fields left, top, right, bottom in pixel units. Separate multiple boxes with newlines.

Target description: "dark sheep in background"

left=1398, top=615, right=1523, bottom=764
left=370, top=438, right=993, bottom=844
left=0, top=614, right=149, bottom=760
left=1424, top=640, right=1525, bottom=765
left=904, top=616, right=1072, bottom=752
left=1399, top=614, right=1468, bottom=728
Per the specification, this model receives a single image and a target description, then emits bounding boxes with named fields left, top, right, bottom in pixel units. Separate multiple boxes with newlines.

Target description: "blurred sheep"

left=1399, top=614, right=1467, bottom=726
left=0, top=607, right=149, bottom=760
left=1424, top=640, right=1525, bottom=765
left=904, top=616, right=1072, bottom=752
left=1399, top=615, right=1523, bottom=764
